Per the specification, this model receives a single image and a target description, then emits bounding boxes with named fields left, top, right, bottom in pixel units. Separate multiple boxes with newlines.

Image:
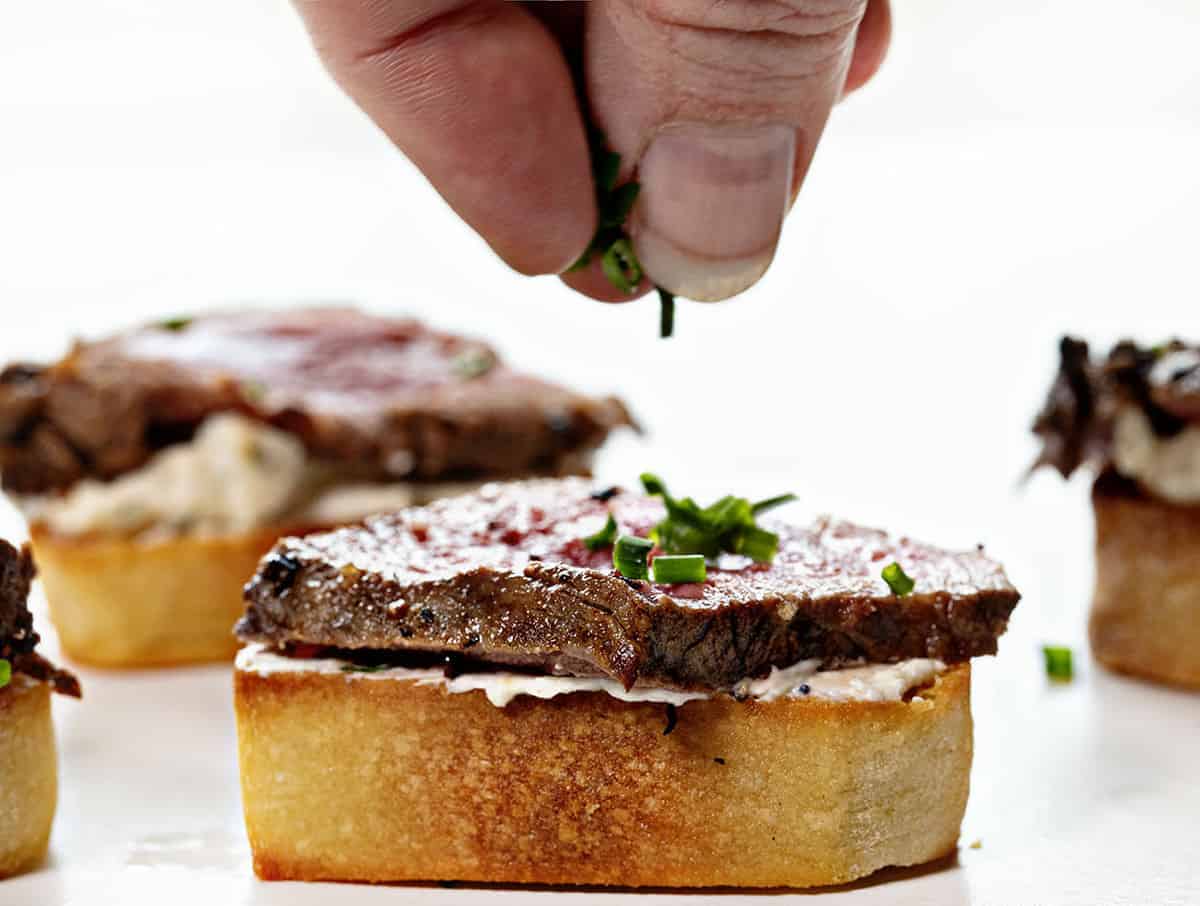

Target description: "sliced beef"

left=1032, top=336, right=1200, bottom=480
left=0, top=540, right=80, bottom=697
left=0, top=308, right=634, bottom=495
left=238, top=478, right=1021, bottom=691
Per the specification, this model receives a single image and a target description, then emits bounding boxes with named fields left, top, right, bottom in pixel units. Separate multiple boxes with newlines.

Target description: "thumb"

left=585, top=0, right=873, bottom=301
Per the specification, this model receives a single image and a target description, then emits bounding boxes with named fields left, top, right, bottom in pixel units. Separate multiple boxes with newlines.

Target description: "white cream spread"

left=236, top=645, right=945, bottom=707
left=1112, top=406, right=1200, bottom=504
left=21, top=414, right=480, bottom=538
left=734, top=657, right=945, bottom=703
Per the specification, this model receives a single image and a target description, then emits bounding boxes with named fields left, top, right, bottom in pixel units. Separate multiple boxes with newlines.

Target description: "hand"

left=293, top=0, right=890, bottom=302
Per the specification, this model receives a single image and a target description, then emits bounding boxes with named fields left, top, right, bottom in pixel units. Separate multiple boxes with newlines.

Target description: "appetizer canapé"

left=1034, top=337, right=1200, bottom=687
left=0, top=540, right=79, bottom=878
left=234, top=477, right=1020, bottom=888
left=0, top=308, right=631, bottom=667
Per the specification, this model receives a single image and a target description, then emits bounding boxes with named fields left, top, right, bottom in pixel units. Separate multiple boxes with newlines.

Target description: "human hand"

left=292, top=1, right=890, bottom=302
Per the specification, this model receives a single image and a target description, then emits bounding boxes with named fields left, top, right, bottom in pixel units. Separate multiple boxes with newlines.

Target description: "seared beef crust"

left=238, top=479, right=1020, bottom=690
left=0, top=540, right=79, bottom=696
left=0, top=308, right=632, bottom=495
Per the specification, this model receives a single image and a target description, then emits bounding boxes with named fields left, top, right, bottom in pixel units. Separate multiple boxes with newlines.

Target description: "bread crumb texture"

left=235, top=664, right=972, bottom=888
left=1091, top=489, right=1200, bottom=687
left=32, top=524, right=283, bottom=667
left=0, top=678, right=57, bottom=878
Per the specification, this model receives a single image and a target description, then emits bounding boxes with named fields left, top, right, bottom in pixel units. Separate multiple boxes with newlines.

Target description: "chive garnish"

left=658, top=288, right=676, bottom=339
left=731, top=525, right=780, bottom=564
left=639, top=473, right=792, bottom=564
left=1042, top=645, right=1073, bottom=681
left=881, top=562, right=916, bottom=596
left=340, top=663, right=391, bottom=674
left=451, top=348, right=495, bottom=380
left=601, top=238, right=642, bottom=294
left=652, top=554, right=706, bottom=585
left=159, top=316, right=192, bottom=332
left=572, top=129, right=680, bottom=337
left=750, top=493, right=799, bottom=516
left=613, top=534, right=653, bottom=580
left=0, top=658, right=9, bottom=689
left=239, top=380, right=268, bottom=404
left=582, top=513, right=618, bottom=552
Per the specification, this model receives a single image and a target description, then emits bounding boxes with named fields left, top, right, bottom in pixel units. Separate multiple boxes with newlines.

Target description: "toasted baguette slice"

left=31, top=524, right=284, bottom=667
left=234, top=662, right=971, bottom=889
left=1092, top=486, right=1200, bottom=687
left=0, top=678, right=57, bottom=878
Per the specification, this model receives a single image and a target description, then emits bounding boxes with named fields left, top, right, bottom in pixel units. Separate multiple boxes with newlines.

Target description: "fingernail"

left=634, top=124, right=796, bottom=302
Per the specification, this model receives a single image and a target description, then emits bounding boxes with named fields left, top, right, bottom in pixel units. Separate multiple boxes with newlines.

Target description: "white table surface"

left=2, top=1, right=1199, bottom=904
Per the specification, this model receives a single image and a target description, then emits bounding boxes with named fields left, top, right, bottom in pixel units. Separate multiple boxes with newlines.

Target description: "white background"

left=1, top=2, right=1198, bottom=904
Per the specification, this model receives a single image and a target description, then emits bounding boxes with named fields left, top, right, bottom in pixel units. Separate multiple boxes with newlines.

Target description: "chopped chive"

left=602, top=239, right=642, bottom=294
left=639, top=473, right=668, bottom=497
left=732, top=525, right=780, bottom=563
left=652, top=554, right=707, bottom=584
left=658, top=288, right=676, bottom=338
left=882, top=562, right=916, bottom=596
left=594, top=146, right=621, bottom=195
left=603, top=183, right=641, bottom=229
left=0, top=658, right=9, bottom=688
left=582, top=513, right=618, bottom=552
left=751, top=493, right=798, bottom=516
left=639, top=474, right=793, bottom=564
left=239, top=380, right=268, bottom=404
left=575, top=129, right=682, bottom=337
left=340, top=663, right=390, bottom=674
left=613, top=534, right=653, bottom=580
left=1042, top=645, right=1073, bottom=681
left=159, top=316, right=192, bottom=332
left=451, top=348, right=495, bottom=380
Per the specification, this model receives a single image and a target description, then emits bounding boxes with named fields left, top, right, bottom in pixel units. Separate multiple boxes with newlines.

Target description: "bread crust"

left=31, top=524, right=287, bottom=667
left=234, top=663, right=972, bottom=888
left=0, top=678, right=57, bottom=878
left=1092, top=487, right=1200, bottom=687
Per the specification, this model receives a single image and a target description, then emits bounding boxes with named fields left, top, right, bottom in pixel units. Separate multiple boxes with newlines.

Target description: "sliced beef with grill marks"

left=0, top=308, right=634, bottom=495
left=238, top=478, right=1021, bottom=691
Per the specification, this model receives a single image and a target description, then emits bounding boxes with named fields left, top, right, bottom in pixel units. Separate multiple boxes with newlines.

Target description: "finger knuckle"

left=629, top=0, right=867, bottom=81
left=639, top=0, right=866, bottom=40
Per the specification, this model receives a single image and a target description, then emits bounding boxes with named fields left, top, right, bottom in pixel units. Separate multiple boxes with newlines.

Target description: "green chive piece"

left=602, top=239, right=642, bottom=294
left=603, top=183, right=641, bottom=229
left=652, top=554, right=706, bottom=585
left=1042, top=645, right=1074, bottom=681
left=658, top=288, right=676, bottom=339
left=639, top=473, right=668, bottom=497
left=882, top=562, right=916, bottom=596
left=0, top=659, right=9, bottom=689
left=451, top=348, right=495, bottom=380
left=639, top=474, right=793, bottom=564
left=239, top=380, right=268, bottom=404
left=593, top=143, right=621, bottom=195
left=732, top=525, right=780, bottom=563
left=751, top=493, right=798, bottom=516
left=159, top=316, right=192, bottom=332
left=582, top=513, right=618, bottom=552
left=574, top=129, right=681, bottom=336
left=340, top=663, right=391, bottom=674
left=613, top=534, right=653, bottom=580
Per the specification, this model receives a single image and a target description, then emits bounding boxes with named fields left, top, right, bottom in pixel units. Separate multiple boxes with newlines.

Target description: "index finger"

left=293, top=0, right=596, bottom=276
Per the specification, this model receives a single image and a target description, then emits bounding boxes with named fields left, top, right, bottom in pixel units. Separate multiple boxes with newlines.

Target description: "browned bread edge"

left=1091, top=485, right=1200, bottom=687
left=234, top=662, right=972, bottom=888
left=0, top=678, right=57, bottom=878
left=30, top=524, right=286, bottom=667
